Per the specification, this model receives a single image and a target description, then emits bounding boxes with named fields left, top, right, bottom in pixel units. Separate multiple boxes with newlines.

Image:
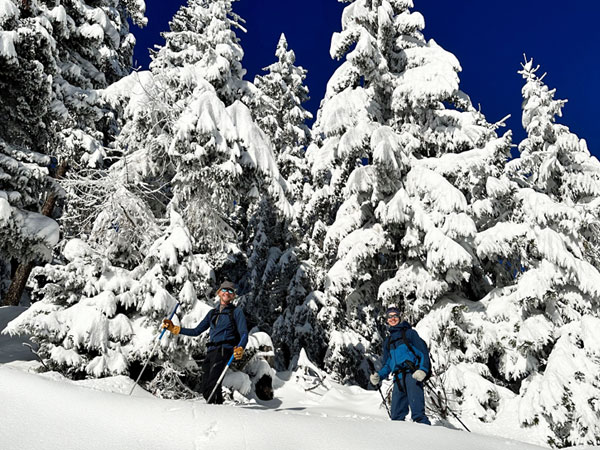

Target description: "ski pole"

left=374, top=381, right=392, bottom=419
left=206, top=334, right=247, bottom=404
left=367, top=359, right=391, bottom=418
left=128, top=302, right=180, bottom=396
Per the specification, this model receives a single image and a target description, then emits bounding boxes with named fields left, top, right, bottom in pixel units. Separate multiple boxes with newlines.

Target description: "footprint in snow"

left=194, top=421, right=218, bottom=446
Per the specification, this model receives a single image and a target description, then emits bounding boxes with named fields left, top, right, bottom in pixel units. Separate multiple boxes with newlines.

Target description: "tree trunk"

left=2, top=161, right=68, bottom=306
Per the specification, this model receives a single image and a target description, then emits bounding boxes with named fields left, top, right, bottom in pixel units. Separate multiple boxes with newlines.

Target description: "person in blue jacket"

left=162, top=280, right=248, bottom=404
left=370, top=306, right=431, bottom=424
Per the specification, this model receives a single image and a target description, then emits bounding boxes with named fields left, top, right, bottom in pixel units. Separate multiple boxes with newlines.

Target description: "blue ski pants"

left=391, top=372, right=431, bottom=424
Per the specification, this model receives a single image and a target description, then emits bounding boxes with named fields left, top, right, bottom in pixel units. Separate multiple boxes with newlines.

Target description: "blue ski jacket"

left=179, top=303, right=248, bottom=349
left=378, top=321, right=430, bottom=379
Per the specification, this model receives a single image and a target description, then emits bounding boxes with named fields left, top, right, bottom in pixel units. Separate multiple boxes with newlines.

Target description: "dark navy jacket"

left=378, top=321, right=430, bottom=379
left=179, top=303, right=248, bottom=349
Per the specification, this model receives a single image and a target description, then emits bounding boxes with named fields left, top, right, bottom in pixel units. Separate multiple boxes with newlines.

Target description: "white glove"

left=370, top=373, right=381, bottom=385
left=412, top=369, right=427, bottom=382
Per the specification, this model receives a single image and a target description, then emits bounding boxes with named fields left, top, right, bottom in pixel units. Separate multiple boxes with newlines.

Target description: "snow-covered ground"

left=0, top=306, right=596, bottom=450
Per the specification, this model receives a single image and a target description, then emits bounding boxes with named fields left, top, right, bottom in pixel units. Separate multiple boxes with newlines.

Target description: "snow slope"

left=0, top=364, right=547, bottom=450
left=0, top=306, right=596, bottom=450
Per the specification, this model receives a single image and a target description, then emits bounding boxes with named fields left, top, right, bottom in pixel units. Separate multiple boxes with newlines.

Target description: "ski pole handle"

left=159, top=302, right=180, bottom=339
left=225, top=334, right=247, bottom=366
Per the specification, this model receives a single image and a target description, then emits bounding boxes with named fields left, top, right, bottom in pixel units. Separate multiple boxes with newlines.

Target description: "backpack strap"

left=385, top=328, right=416, bottom=355
left=228, top=307, right=240, bottom=342
left=400, top=327, right=419, bottom=362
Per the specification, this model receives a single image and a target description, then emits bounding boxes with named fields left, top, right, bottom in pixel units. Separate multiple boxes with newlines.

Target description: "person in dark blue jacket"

left=370, top=306, right=431, bottom=424
left=162, top=280, right=248, bottom=404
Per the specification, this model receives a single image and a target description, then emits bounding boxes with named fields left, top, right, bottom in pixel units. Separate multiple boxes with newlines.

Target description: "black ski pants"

left=201, top=345, right=231, bottom=404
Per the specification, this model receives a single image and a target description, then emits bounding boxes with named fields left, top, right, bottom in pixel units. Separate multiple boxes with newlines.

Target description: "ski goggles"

left=221, top=288, right=235, bottom=294
left=387, top=313, right=400, bottom=320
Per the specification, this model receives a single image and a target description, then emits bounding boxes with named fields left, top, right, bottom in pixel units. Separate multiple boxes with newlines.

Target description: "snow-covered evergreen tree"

left=508, top=58, right=600, bottom=272
left=4, top=212, right=214, bottom=379
left=1, top=0, right=145, bottom=301
left=280, top=0, right=511, bottom=384
left=143, top=0, right=291, bottom=382
left=449, top=60, right=600, bottom=447
left=0, top=0, right=61, bottom=279
left=239, top=33, right=313, bottom=344
left=253, top=33, right=312, bottom=202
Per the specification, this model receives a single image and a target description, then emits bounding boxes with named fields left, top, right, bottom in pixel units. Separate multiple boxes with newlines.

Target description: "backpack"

left=386, top=327, right=432, bottom=382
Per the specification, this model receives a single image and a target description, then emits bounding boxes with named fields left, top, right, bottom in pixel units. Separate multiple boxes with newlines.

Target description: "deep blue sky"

left=132, top=1, right=600, bottom=158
